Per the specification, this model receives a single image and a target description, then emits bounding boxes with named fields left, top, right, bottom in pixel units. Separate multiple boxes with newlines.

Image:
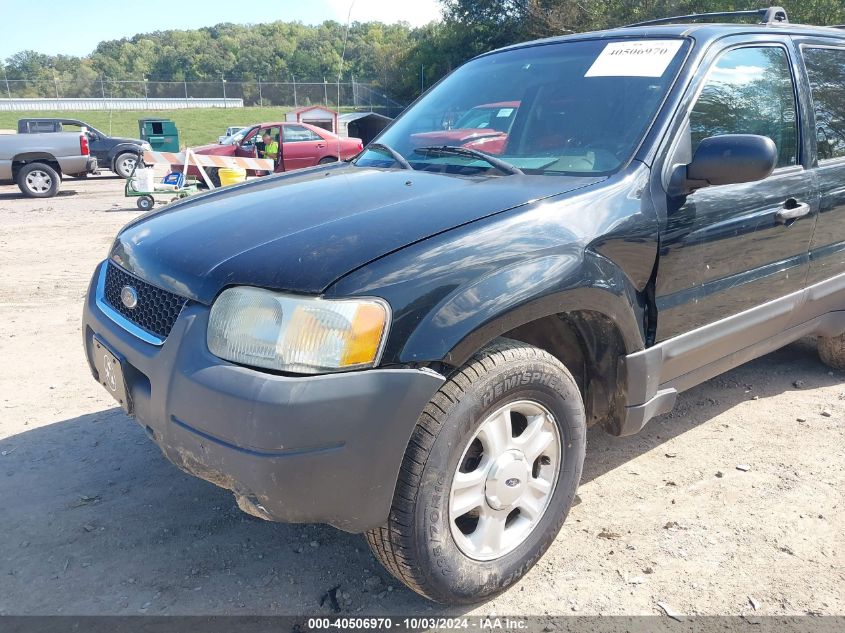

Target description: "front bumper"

left=82, top=261, right=445, bottom=532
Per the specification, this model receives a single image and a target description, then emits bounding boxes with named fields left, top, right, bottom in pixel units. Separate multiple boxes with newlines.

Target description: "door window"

left=690, top=46, right=798, bottom=168
left=802, top=46, right=845, bottom=161
left=258, top=127, right=281, bottom=141
left=255, top=127, right=280, bottom=159
left=283, top=125, right=322, bottom=142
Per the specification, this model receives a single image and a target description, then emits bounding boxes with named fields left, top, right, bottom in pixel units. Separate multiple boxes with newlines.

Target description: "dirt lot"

left=0, top=175, right=842, bottom=617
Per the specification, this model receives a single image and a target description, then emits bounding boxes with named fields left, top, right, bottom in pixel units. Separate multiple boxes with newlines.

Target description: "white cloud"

left=709, top=65, right=766, bottom=85
left=325, top=0, right=442, bottom=27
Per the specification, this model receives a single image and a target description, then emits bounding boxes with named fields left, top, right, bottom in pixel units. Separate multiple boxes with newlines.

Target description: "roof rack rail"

left=625, top=6, right=788, bottom=28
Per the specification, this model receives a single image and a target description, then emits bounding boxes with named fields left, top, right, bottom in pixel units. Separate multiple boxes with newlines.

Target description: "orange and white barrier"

left=142, top=149, right=273, bottom=189
left=143, top=151, right=273, bottom=172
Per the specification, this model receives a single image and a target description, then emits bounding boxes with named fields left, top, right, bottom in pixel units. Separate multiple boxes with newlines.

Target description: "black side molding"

left=618, top=271, right=845, bottom=436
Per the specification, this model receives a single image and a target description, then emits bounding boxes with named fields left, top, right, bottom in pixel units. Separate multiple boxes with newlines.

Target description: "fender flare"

left=444, top=287, right=644, bottom=367
left=108, top=144, right=143, bottom=169
left=12, top=152, right=59, bottom=164
left=398, top=251, right=647, bottom=368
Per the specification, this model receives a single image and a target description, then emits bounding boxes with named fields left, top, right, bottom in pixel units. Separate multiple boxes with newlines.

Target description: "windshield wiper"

left=414, top=145, right=523, bottom=175
left=365, top=143, right=413, bottom=170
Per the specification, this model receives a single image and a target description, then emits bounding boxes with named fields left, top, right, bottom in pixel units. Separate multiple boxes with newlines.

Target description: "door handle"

left=316, top=143, right=325, bottom=148
left=775, top=199, right=811, bottom=224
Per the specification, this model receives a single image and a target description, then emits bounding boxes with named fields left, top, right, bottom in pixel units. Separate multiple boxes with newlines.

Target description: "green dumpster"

left=139, top=118, right=180, bottom=152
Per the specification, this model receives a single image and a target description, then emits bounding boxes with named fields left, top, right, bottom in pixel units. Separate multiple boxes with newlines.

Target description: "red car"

left=189, top=121, right=363, bottom=183
left=410, top=101, right=520, bottom=155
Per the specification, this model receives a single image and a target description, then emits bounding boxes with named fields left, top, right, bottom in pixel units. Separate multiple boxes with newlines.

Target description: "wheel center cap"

left=485, top=450, right=529, bottom=510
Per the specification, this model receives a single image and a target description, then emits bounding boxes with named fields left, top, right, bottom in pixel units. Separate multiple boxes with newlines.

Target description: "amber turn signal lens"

left=340, top=303, right=388, bottom=367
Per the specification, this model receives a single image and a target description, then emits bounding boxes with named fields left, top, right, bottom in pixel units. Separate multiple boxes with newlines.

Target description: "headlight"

left=207, top=287, right=390, bottom=374
left=141, top=142, right=152, bottom=151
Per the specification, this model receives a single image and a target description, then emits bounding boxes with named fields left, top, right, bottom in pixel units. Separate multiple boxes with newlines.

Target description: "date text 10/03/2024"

left=306, top=617, right=529, bottom=630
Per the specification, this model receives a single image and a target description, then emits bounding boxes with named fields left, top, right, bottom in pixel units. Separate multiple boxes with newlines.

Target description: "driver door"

left=654, top=41, right=818, bottom=342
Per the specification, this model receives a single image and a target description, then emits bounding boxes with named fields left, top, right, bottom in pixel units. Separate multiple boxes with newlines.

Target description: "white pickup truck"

left=0, top=131, right=97, bottom=197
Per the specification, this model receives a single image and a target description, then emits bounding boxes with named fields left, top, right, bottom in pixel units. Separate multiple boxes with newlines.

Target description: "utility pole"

left=53, top=71, right=60, bottom=100
left=184, top=79, right=189, bottom=108
left=2, top=65, right=11, bottom=99
left=222, top=74, right=227, bottom=107
left=100, top=76, right=106, bottom=108
left=258, top=77, right=262, bottom=106
left=144, top=77, right=148, bottom=108
left=291, top=74, right=297, bottom=108
left=324, top=77, right=328, bottom=107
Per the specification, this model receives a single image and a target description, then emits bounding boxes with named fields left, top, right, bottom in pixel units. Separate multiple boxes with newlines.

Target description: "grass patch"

left=0, top=107, right=292, bottom=147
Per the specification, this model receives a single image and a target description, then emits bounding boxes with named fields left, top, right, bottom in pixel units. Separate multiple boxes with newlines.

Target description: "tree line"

left=4, top=1, right=845, bottom=104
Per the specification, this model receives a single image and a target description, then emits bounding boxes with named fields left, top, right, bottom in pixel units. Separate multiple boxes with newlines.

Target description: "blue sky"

left=0, top=0, right=442, bottom=60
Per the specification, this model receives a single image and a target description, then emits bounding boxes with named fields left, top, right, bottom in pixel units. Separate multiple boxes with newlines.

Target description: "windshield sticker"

left=496, top=108, right=514, bottom=118
left=585, top=40, right=683, bottom=77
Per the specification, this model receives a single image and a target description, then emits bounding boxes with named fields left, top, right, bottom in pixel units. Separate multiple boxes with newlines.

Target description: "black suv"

left=18, top=118, right=149, bottom=178
left=82, top=7, right=845, bottom=603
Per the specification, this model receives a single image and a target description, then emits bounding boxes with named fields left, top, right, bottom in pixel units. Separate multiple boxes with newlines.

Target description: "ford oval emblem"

left=505, top=477, right=521, bottom=488
left=120, top=285, right=139, bottom=310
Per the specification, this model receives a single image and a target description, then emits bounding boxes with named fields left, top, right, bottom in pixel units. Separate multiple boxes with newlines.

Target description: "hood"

left=193, top=142, right=233, bottom=154
left=111, top=137, right=144, bottom=145
left=411, top=129, right=505, bottom=145
left=110, top=164, right=604, bottom=304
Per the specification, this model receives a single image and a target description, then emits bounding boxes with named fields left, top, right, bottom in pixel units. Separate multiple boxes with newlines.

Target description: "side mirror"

left=670, top=134, right=777, bottom=196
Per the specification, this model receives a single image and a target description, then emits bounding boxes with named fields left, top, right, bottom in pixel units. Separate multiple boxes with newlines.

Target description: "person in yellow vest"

left=260, top=132, right=279, bottom=163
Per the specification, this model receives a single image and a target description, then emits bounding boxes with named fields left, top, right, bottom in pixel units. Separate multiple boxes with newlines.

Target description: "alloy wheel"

left=117, top=156, right=137, bottom=177
left=25, top=170, right=52, bottom=194
left=449, top=400, right=561, bottom=561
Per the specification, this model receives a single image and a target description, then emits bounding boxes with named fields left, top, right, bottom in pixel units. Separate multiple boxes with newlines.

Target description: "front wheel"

left=113, top=152, right=139, bottom=179
left=17, top=162, right=60, bottom=198
left=318, top=156, right=338, bottom=165
left=205, top=168, right=221, bottom=188
left=366, top=338, right=586, bottom=604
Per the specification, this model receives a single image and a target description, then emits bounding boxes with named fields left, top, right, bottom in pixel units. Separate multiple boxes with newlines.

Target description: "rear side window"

left=802, top=46, right=845, bottom=161
left=283, top=125, right=321, bottom=142
left=690, top=46, right=798, bottom=168
left=29, top=121, right=57, bottom=133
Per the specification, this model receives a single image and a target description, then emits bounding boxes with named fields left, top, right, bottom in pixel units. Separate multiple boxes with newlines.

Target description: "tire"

left=113, top=152, right=140, bottom=179
left=17, top=162, right=60, bottom=198
left=818, top=333, right=845, bottom=370
left=366, top=338, right=586, bottom=604
left=206, top=168, right=221, bottom=188
left=136, top=195, right=154, bottom=211
left=319, top=156, right=338, bottom=165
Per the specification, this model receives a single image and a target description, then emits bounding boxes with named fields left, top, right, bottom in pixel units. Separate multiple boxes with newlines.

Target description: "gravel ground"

left=0, top=175, right=842, bottom=616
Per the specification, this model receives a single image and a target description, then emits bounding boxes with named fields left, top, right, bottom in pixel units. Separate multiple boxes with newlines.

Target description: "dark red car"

left=409, top=101, right=520, bottom=155
left=190, top=121, right=363, bottom=183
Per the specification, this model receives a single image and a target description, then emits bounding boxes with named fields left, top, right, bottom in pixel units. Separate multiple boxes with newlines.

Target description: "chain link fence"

left=0, top=79, right=406, bottom=116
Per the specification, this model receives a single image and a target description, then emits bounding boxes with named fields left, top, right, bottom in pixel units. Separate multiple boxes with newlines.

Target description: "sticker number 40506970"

left=585, top=40, right=684, bottom=78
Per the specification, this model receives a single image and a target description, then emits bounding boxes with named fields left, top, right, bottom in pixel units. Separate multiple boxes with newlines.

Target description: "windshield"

left=357, top=38, right=688, bottom=176
left=230, top=126, right=257, bottom=145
